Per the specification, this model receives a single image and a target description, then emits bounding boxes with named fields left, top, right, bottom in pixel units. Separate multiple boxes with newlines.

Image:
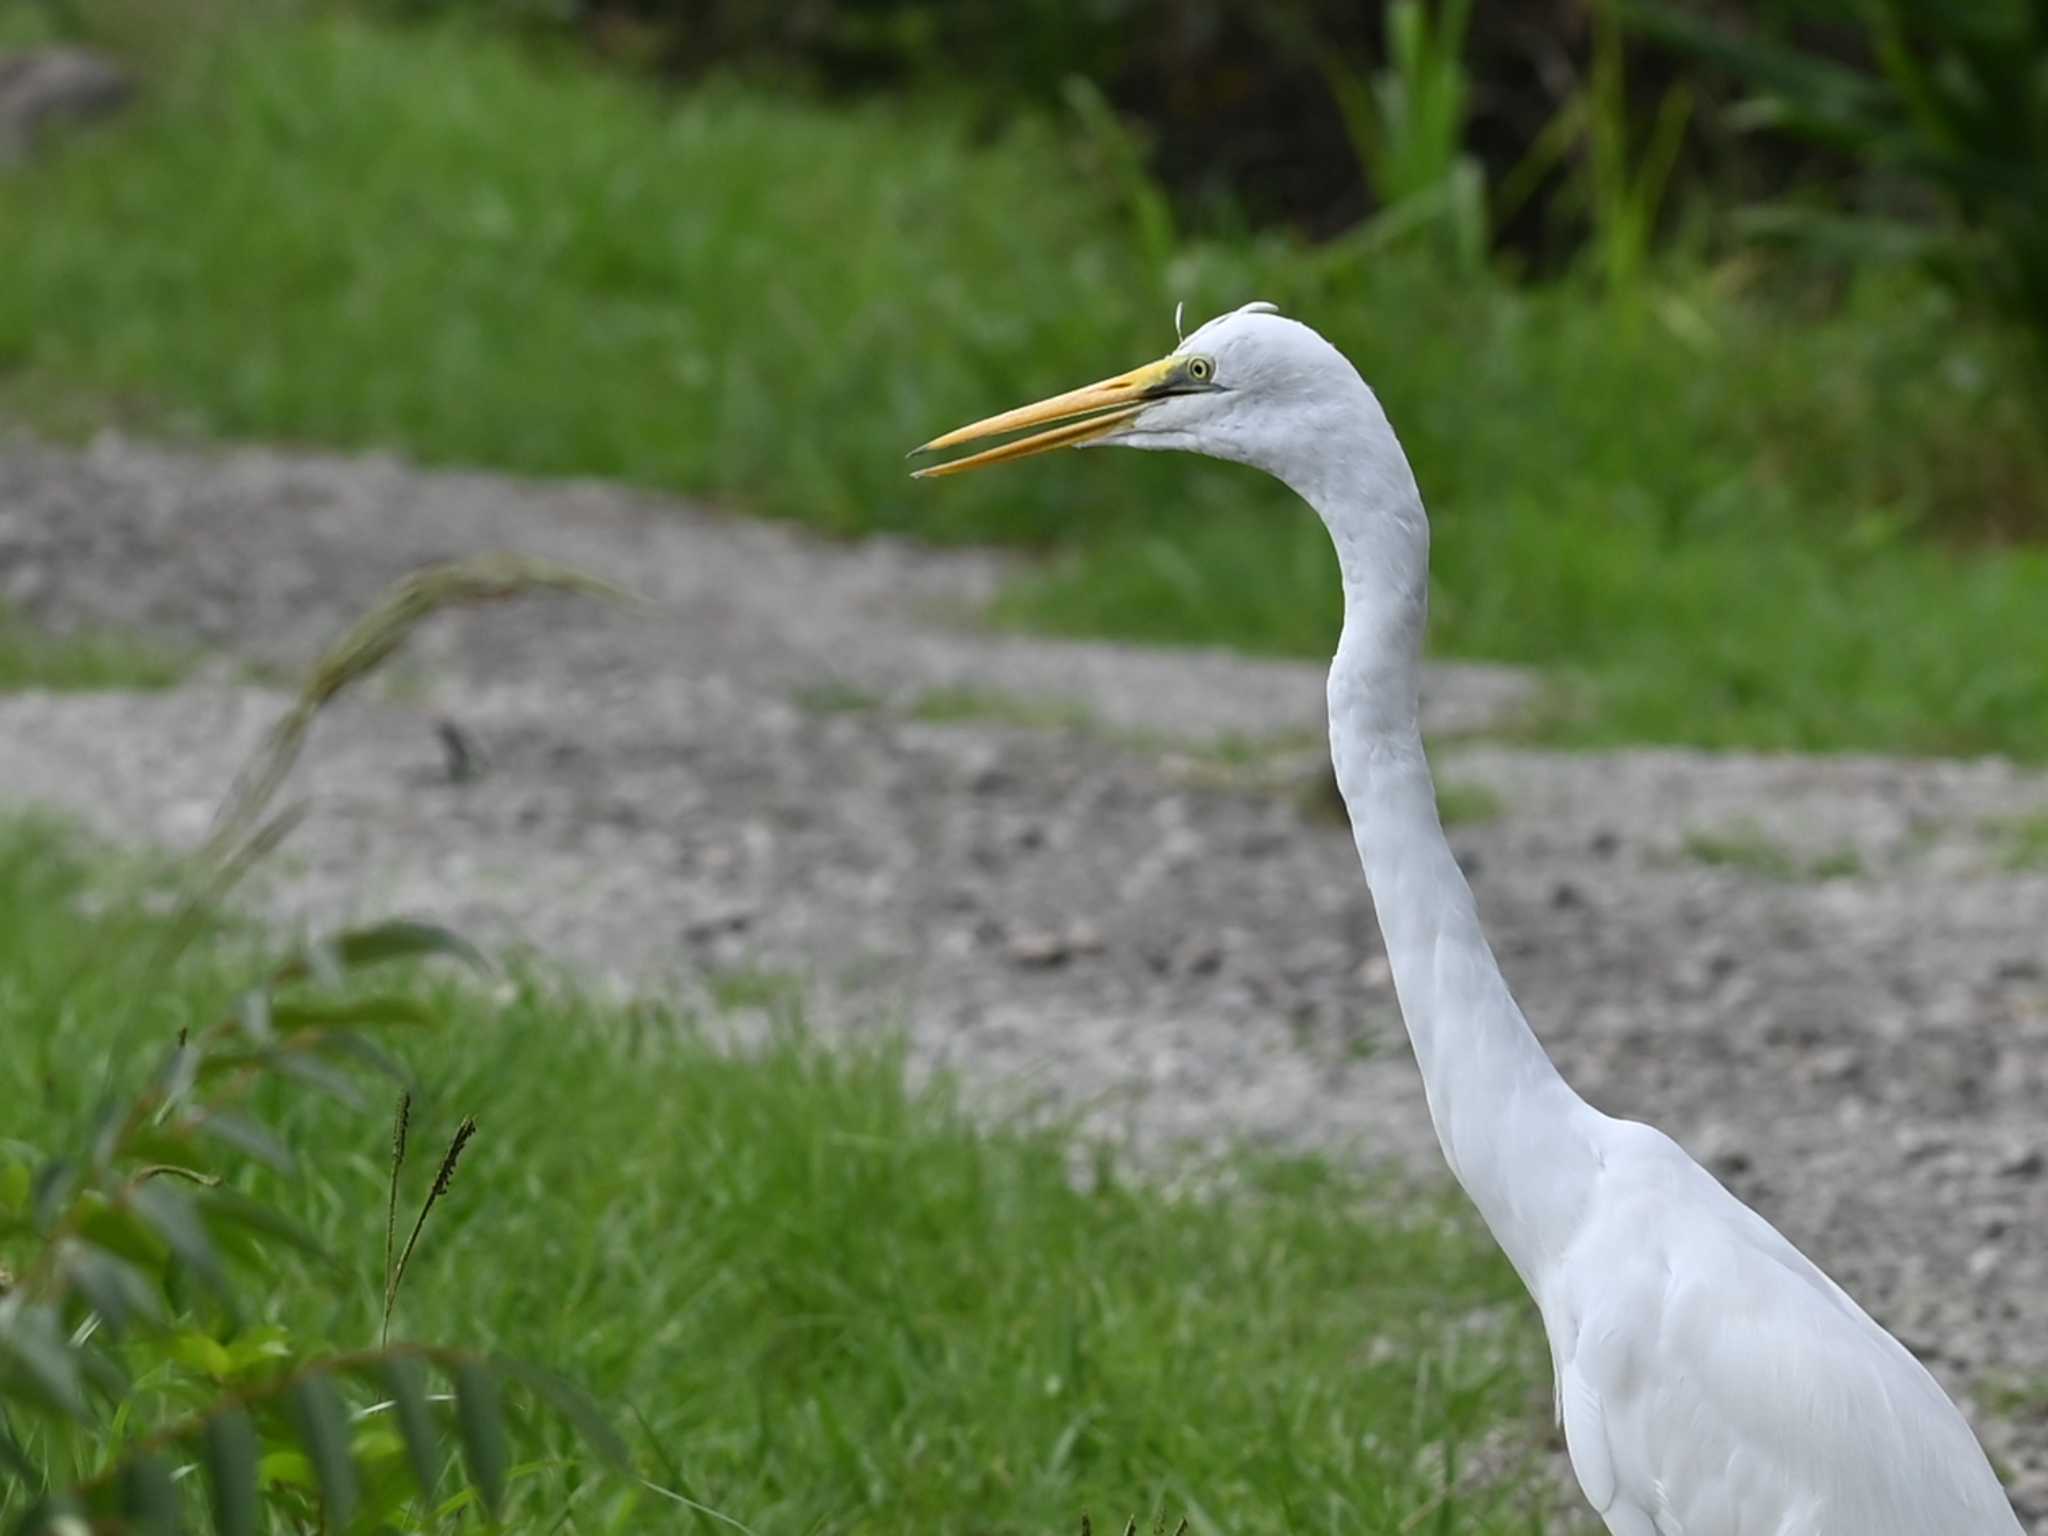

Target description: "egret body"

left=911, top=303, right=2025, bottom=1534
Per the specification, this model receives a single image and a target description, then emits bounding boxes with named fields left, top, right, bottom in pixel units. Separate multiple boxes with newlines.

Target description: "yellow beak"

left=908, top=355, right=1181, bottom=478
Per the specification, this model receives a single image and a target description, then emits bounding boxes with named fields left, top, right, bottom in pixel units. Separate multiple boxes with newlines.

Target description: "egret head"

left=910, top=301, right=1371, bottom=490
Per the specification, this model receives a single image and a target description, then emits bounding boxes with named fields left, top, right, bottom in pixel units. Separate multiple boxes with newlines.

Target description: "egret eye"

left=1186, top=356, right=1216, bottom=384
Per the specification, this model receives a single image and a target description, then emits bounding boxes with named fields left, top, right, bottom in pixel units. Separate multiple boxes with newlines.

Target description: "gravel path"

left=3, top=435, right=2045, bottom=1523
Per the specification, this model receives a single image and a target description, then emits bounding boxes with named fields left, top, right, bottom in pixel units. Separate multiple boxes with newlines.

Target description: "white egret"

left=911, top=303, right=2025, bottom=1534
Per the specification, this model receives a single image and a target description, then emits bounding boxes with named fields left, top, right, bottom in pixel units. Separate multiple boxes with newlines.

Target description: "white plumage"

left=913, top=304, right=2025, bottom=1534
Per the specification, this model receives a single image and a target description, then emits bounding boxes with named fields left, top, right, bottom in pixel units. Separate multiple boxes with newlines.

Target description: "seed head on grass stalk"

left=384, top=1115, right=478, bottom=1346
left=134, top=553, right=638, bottom=1012
left=202, top=554, right=643, bottom=873
left=383, top=1090, right=411, bottom=1323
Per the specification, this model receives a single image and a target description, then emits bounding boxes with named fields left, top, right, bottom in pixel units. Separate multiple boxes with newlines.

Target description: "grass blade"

left=30, top=1157, right=77, bottom=1232
left=319, top=1031, right=413, bottom=1088
left=128, top=1180, right=225, bottom=1293
left=454, top=1359, right=508, bottom=1518
left=495, top=1356, right=630, bottom=1468
left=268, top=995, right=439, bottom=1032
left=193, top=1110, right=295, bottom=1173
left=201, top=1406, right=259, bottom=1536
left=264, top=1049, right=370, bottom=1111
left=0, top=1305, right=88, bottom=1421
left=120, top=1452, right=181, bottom=1536
left=334, top=919, right=487, bottom=974
left=377, top=1353, right=440, bottom=1500
left=0, top=1422, right=36, bottom=1481
left=290, top=1372, right=359, bottom=1530
left=201, top=1187, right=332, bottom=1264
left=65, top=1244, right=164, bottom=1333
left=277, top=920, right=486, bottom=987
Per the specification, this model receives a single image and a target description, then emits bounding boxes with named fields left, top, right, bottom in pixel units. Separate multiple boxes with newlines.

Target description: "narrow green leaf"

left=377, top=1353, right=440, bottom=1500
left=76, top=1340, right=129, bottom=1402
left=120, top=1452, right=181, bottom=1536
left=77, top=1198, right=170, bottom=1273
left=121, top=1123, right=210, bottom=1167
left=148, top=1037, right=201, bottom=1114
left=170, top=1332, right=236, bottom=1382
left=190, top=1049, right=263, bottom=1083
left=0, top=1420, right=39, bottom=1481
left=202, top=1406, right=259, bottom=1536
left=495, top=1356, right=629, bottom=1467
left=0, top=1159, right=30, bottom=1215
left=454, top=1360, right=508, bottom=1518
left=8, top=1492, right=82, bottom=1536
left=30, top=1157, right=77, bottom=1232
left=223, top=1325, right=294, bottom=1376
left=191, top=1044, right=372, bottom=1107
left=255, top=1448, right=313, bottom=1489
left=87, top=1092, right=130, bottom=1169
left=200, top=1187, right=332, bottom=1264
left=291, top=1372, right=360, bottom=1530
left=267, top=1049, right=370, bottom=1110
left=236, top=988, right=273, bottom=1043
left=334, top=918, right=486, bottom=972
left=269, top=995, right=438, bottom=1032
left=128, top=1181, right=225, bottom=1292
left=429, top=1486, right=481, bottom=1522
left=275, top=920, right=486, bottom=986
left=0, top=1304, right=89, bottom=1420
left=318, top=1032, right=413, bottom=1088
left=193, top=1111, right=295, bottom=1173
left=348, top=1423, right=406, bottom=1472
left=64, top=1244, right=164, bottom=1333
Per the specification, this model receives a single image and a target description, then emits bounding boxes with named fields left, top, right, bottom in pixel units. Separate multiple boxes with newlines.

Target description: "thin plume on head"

left=1176, top=300, right=1283, bottom=356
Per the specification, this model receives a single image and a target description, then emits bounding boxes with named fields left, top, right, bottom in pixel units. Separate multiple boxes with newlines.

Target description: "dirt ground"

left=4, top=434, right=2045, bottom=1523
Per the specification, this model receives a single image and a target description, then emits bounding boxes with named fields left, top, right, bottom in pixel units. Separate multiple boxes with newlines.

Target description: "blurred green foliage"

left=0, top=606, right=183, bottom=691
left=318, top=0, right=1583, bottom=253
left=1277, top=0, right=1491, bottom=273
left=24, top=0, right=2048, bottom=328
left=336, top=0, right=2048, bottom=295
left=4, top=3, right=2046, bottom=758
left=1636, top=0, right=2048, bottom=365
left=1, top=18, right=2043, bottom=757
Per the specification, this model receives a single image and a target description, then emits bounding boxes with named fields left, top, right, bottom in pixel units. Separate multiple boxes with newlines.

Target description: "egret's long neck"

left=1290, top=397, right=1600, bottom=1282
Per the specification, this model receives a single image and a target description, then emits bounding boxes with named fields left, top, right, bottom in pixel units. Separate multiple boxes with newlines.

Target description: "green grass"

left=1987, top=812, right=2048, bottom=871
left=4, top=15, right=2047, bottom=756
left=0, top=819, right=1552, bottom=1533
left=791, top=681, right=886, bottom=717
left=700, top=962, right=805, bottom=1014
left=0, top=604, right=184, bottom=691
left=1982, top=1373, right=2048, bottom=1419
left=1681, top=825, right=1863, bottom=882
left=907, top=684, right=1099, bottom=732
left=1436, top=781, right=1504, bottom=828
